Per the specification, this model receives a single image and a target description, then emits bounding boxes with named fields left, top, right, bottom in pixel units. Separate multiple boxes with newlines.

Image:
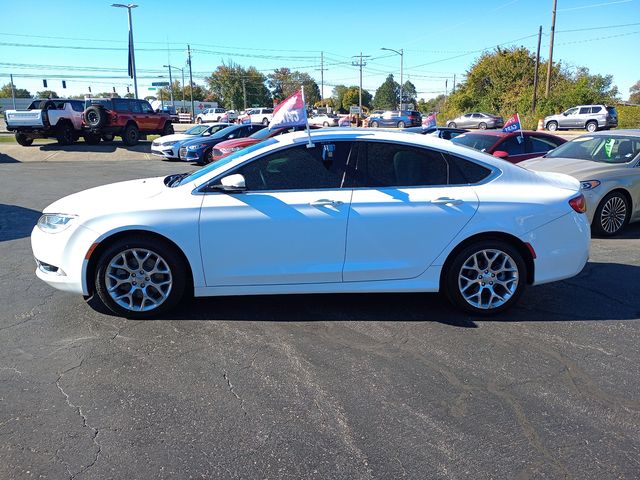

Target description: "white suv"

left=196, top=108, right=235, bottom=124
left=544, top=105, right=618, bottom=132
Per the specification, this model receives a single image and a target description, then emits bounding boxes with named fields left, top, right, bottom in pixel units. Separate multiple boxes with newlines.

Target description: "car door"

left=138, top=100, right=157, bottom=131
left=560, top=108, right=579, bottom=129
left=343, top=141, right=479, bottom=282
left=460, top=113, right=474, bottom=128
left=198, top=140, right=355, bottom=286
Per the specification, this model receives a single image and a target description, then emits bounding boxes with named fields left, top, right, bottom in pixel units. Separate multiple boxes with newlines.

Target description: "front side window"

left=233, top=142, right=353, bottom=191
left=140, top=101, right=153, bottom=114
left=527, top=136, right=563, bottom=154
left=497, top=136, right=524, bottom=156
left=565, top=108, right=579, bottom=115
left=113, top=98, right=129, bottom=112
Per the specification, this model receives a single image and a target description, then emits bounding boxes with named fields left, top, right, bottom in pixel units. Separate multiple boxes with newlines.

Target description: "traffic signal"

left=62, top=80, right=66, bottom=89
left=43, top=79, right=47, bottom=88
left=88, top=86, right=92, bottom=93
left=127, top=86, right=130, bottom=93
left=113, top=86, right=116, bottom=93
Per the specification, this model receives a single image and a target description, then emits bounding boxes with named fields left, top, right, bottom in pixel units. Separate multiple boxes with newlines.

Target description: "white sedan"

left=32, top=129, right=590, bottom=318
left=151, top=123, right=230, bottom=159
left=308, top=114, right=339, bottom=127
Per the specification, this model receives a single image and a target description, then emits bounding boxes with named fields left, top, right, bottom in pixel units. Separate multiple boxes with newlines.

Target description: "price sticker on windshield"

left=604, top=138, right=615, bottom=158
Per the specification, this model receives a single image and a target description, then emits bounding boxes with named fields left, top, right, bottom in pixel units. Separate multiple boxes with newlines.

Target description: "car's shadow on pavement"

left=38, top=140, right=153, bottom=153
left=0, top=152, right=20, bottom=163
left=0, top=204, right=41, bottom=241
left=150, top=260, right=640, bottom=326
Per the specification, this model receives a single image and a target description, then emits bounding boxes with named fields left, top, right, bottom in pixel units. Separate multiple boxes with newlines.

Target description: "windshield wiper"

left=164, top=172, right=190, bottom=187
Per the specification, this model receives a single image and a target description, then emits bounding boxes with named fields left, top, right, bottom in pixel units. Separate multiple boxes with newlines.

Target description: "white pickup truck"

left=195, top=107, right=238, bottom=124
left=238, top=107, right=274, bottom=125
left=5, top=99, right=85, bottom=146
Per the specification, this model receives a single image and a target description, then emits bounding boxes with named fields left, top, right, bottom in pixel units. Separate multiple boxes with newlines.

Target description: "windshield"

left=185, top=125, right=210, bottom=135
left=249, top=128, right=276, bottom=140
left=545, top=135, right=640, bottom=164
left=451, top=133, right=499, bottom=152
left=175, top=138, right=279, bottom=187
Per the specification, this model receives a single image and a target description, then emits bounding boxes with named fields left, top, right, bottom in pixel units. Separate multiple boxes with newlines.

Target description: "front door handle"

left=430, top=197, right=463, bottom=206
left=310, top=199, right=344, bottom=207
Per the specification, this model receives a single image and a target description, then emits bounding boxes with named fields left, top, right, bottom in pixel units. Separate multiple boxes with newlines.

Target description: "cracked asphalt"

left=1, top=151, right=639, bottom=479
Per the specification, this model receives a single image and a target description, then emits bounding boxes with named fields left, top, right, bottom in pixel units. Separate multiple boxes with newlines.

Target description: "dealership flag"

left=269, top=89, right=307, bottom=130
left=422, top=113, right=437, bottom=128
left=502, top=113, right=522, bottom=133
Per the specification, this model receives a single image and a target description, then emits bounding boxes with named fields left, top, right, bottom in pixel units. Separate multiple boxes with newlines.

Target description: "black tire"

left=196, top=117, right=202, bottom=124
left=203, top=148, right=213, bottom=164
left=448, top=122, right=457, bottom=128
left=84, top=106, right=107, bottom=128
left=262, top=118, right=269, bottom=126
left=586, top=121, right=598, bottom=133
left=397, top=121, right=406, bottom=128
left=478, top=122, right=487, bottom=130
left=15, top=133, right=34, bottom=146
left=56, top=122, right=75, bottom=145
left=162, top=122, right=174, bottom=136
left=370, top=121, right=379, bottom=128
left=101, top=134, right=114, bottom=142
left=94, top=235, right=186, bottom=319
left=84, top=134, right=101, bottom=145
left=546, top=121, right=558, bottom=132
left=323, top=121, right=329, bottom=127
left=592, top=191, right=629, bottom=237
left=122, top=123, right=140, bottom=146
left=444, top=239, right=526, bottom=315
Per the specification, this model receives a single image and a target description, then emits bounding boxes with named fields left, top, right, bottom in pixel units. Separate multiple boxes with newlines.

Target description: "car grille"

left=179, top=147, right=187, bottom=158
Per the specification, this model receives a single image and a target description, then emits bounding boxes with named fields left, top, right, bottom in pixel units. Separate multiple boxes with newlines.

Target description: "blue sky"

left=1, top=0, right=638, bottom=101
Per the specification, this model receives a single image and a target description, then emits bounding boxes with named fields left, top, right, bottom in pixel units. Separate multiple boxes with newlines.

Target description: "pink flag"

left=269, top=90, right=307, bottom=130
left=422, top=113, right=437, bottom=128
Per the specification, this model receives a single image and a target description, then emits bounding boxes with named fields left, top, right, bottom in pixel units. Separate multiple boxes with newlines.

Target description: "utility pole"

left=9, top=73, right=16, bottom=109
left=167, top=65, right=174, bottom=105
left=352, top=52, right=370, bottom=115
left=242, top=78, right=247, bottom=110
left=315, top=52, right=328, bottom=107
left=532, top=25, right=543, bottom=112
left=453, top=74, right=456, bottom=94
left=187, top=44, right=194, bottom=121
left=112, top=4, right=139, bottom=99
left=545, top=0, right=557, bottom=97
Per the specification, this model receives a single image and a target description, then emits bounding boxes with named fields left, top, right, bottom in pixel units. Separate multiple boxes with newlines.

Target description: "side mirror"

left=493, top=150, right=509, bottom=159
left=215, top=174, right=246, bottom=192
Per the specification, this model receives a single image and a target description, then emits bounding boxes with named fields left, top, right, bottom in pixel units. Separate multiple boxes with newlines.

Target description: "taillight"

left=569, top=194, right=587, bottom=213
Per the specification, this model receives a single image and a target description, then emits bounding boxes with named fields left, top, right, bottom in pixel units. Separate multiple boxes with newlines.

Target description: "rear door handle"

left=310, top=199, right=344, bottom=207
left=430, top=197, right=463, bottom=206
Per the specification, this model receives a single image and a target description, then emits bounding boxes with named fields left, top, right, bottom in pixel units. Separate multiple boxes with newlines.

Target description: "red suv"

left=82, top=98, right=174, bottom=145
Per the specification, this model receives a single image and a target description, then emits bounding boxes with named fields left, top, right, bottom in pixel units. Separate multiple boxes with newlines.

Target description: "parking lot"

left=1, top=144, right=639, bottom=479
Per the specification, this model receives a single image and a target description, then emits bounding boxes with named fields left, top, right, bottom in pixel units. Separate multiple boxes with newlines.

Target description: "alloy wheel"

left=600, top=195, right=627, bottom=234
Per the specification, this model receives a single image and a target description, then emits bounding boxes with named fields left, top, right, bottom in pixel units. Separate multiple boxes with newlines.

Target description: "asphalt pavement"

left=0, top=155, right=639, bottom=479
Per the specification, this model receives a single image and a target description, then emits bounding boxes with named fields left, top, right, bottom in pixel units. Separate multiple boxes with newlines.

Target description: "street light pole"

left=112, top=3, right=139, bottom=99
left=163, top=64, right=174, bottom=105
left=382, top=47, right=403, bottom=109
left=164, top=64, right=186, bottom=109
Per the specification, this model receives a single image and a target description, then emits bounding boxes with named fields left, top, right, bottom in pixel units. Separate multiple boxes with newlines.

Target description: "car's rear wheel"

left=262, top=118, right=269, bottom=126
left=546, top=121, right=558, bottom=131
left=122, top=123, right=140, bottom=146
left=94, top=236, right=186, bottom=319
left=15, top=133, right=34, bottom=146
left=370, top=121, right=379, bottom=128
left=196, top=117, right=202, bottom=124
left=323, top=121, right=329, bottom=127
left=586, top=121, right=598, bottom=133
left=444, top=240, right=526, bottom=315
left=478, top=122, right=487, bottom=130
left=84, top=133, right=101, bottom=145
left=448, top=122, right=457, bottom=128
left=592, top=191, right=629, bottom=237
left=397, top=121, right=406, bottom=128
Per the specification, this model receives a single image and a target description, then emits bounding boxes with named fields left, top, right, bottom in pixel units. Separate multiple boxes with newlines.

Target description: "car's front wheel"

left=592, top=191, right=629, bottom=237
left=196, top=117, right=202, bottom=124
left=162, top=122, right=174, bottom=136
left=94, top=236, right=186, bottom=318
left=448, top=122, right=457, bottom=128
left=546, top=121, right=558, bottom=131
left=122, top=123, right=140, bottom=146
left=444, top=240, right=526, bottom=315
left=262, top=118, right=269, bottom=125
left=15, top=133, right=34, bottom=146
left=370, top=121, right=379, bottom=128
left=56, top=123, right=75, bottom=145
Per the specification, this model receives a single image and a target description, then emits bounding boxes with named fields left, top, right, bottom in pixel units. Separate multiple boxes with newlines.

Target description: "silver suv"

left=544, top=105, right=617, bottom=132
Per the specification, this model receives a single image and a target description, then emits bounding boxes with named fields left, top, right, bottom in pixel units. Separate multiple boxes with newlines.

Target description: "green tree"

left=373, top=74, right=399, bottom=110
left=207, top=62, right=270, bottom=110
left=35, top=90, right=59, bottom=99
left=0, top=83, right=31, bottom=98
left=417, top=94, right=446, bottom=114
left=628, top=80, right=640, bottom=104
left=401, top=80, right=417, bottom=106
left=267, top=68, right=320, bottom=105
left=332, top=85, right=348, bottom=113
left=342, top=86, right=372, bottom=110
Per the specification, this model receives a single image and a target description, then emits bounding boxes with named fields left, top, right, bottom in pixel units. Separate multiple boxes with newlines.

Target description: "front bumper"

left=151, top=143, right=179, bottom=159
left=178, top=146, right=203, bottom=162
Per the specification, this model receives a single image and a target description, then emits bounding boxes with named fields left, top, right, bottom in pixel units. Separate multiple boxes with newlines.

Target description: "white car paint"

left=32, top=129, right=590, bottom=317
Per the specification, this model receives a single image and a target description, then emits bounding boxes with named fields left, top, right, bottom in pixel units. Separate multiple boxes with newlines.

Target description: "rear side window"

left=69, top=101, right=84, bottom=112
left=591, top=106, right=602, bottom=113
left=498, top=137, right=525, bottom=156
left=579, top=107, right=590, bottom=114
left=113, top=98, right=129, bottom=112
left=445, top=154, right=492, bottom=184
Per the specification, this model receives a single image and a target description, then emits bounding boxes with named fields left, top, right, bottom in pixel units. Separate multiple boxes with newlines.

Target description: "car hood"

left=180, top=135, right=225, bottom=148
left=519, top=156, right=621, bottom=180
left=215, top=138, right=259, bottom=150
left=156, top=133, right=192, bottom=143
left=43, top=176, right=168, bottom=217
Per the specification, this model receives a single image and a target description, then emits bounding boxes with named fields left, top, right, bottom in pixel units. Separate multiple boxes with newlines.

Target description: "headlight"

left=580, top=180, right=601, bottom=190
left=162, top=140, right=178, bottom=146
left=37, top=214, right=77, bottom=233
left=221, top=146, right=241, bottom=153
left=187, top=144, right=206, bottom=150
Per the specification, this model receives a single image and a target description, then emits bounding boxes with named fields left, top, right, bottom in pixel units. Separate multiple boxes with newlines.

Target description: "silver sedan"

left=446, top=112, right=504, bottom=129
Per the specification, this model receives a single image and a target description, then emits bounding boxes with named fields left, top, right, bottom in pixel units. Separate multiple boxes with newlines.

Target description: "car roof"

left=575, top=129, right=640, bottom=137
